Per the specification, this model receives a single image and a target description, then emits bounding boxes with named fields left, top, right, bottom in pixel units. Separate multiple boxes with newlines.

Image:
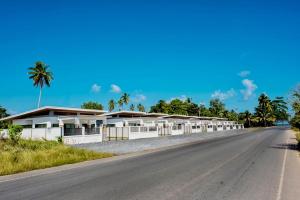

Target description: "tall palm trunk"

left=38, top=87, right=42, bottom=108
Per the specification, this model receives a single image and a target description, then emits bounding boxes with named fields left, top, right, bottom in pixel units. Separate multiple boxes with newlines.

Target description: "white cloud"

left=211, top=88, right=236, bottom=101
left=167, top=95, right=187, bottom=103
left=91, top=84, right=101, bottom=93
left=240, top=79, right=258, bottom=100
left=132, top=94, right=147, bottom=103
left=238, top=70, right=251, bottom=77
left=110, top=84, right=122, bottom=93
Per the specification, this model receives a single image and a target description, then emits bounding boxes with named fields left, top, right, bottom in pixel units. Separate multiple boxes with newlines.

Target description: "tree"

left=168, top=99, right=188, bottom=115
left=209, top=99, right=225, bottom=117
left=271, top=97, right=289, bottom=123
left=150, top=100, right=169, bottom=114
left=255, top=94, right=274, bottom=127
left=199, top=104, right=211, bottom=117
left=81, top=101, right=104, bottom=110
left=130, top=104, right=135, bottom=111
left=121, top=93, right=130, bottom=107
left=28, top=61, right=53, bottom=108
left=290, top=86, right=300, bottom=128
left=137, top=104, right=145, bottom=112
left=108, top=99, right=115, bottom=112
left=241, top=110, right=252, bottom=128
left=0, top=106, right=10, bottom=129
left=118, top=98, right=124, bottom=111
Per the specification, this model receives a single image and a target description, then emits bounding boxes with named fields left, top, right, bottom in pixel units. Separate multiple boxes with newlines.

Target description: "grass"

left=0, top=139, right=113, bottom=176
left=292, top=127, right=300, bottom=150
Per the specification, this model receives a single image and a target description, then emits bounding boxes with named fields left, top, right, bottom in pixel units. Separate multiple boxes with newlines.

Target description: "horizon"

left=0, top=0, right=299, bottom=114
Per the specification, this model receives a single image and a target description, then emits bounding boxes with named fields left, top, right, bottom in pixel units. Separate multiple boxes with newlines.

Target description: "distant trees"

left=130, top=104, right=135, bottom=111
left=0, top=106, right=10, bottom=129
left=108, top=99, right=115, bottom=112
left=81, top=101, right=104, bottom=110
left=291, top=86, right=300, bottom=129
left=255, top=94, right=274, bottom=127
left=137, top=104, right=145, bottom=112
left=28, top=61, right=53, bottom=108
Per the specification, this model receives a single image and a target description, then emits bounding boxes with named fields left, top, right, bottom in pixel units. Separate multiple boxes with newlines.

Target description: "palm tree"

left=137, top=103, right=145, bottom=112
left=255, top=94, right=274, bottom=127
left=244, top=110, right=252, bottom=127
left=28, top=61, right=53, bottom=108
left=118, top=98, right=124, bottom=111
left=121, top=93, right=130, bottom=107
left=129, top=104, right=135, bottom=111
left=108, top=99, right=115, bottom=112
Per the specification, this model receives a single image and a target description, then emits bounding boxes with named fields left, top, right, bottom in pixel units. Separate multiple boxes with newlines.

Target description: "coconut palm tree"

left=121, top=93, right=130, bottom=107
left=118, top=98, right=124, bottom=111
left=28, top=61, right=53, bottom=108
left=137, top=103, right=145, bottom=112
left=255, top=94, right=274, bottom=126
left=108, top=99, right=115, bottom=112
left=129, top=104, right=135, bottom=111
left=243, top=110, right=252, bottom=127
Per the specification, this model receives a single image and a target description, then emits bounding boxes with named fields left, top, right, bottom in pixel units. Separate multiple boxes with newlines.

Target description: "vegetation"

left=150, top=94, right=289, bottom=127
left=81, top=101, right=104, bottom=110
left=137, top=103, right=145, bottom=112
left=130, top=104, right=135, bottom=111
left=118, top=98, right=124, bottom=111
left=8, top=125, right=23, bottom=145
left=0, top=139, right=113, bottom=175
left=0, top=106, right=9, bottom=129
left=290, top=85, right=300, bottom=147
left=108, top=99, right=115, bottom=112
left=28, top=61, right=54, bottom=108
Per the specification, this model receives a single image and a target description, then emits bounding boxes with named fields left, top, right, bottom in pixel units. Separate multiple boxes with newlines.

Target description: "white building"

left=0, top=106, right=244, bottom=144
left=0, top=106, right=107, bottom=144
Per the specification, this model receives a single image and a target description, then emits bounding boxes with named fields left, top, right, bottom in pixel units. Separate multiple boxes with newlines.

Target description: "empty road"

left=0, top=127, right=298, bottom=200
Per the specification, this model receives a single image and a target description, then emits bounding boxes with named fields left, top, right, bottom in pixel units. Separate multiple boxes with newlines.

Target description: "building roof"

left=0, top=106, right=107, bottom=121
left=102, top=111, right=147, bottom=118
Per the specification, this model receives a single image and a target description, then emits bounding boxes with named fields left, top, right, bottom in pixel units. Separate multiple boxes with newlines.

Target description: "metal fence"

left=64, top=128, right=82, bottom=136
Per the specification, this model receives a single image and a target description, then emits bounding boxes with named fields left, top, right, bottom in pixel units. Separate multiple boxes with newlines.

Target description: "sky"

left=0, top=0, right=299, bottom=114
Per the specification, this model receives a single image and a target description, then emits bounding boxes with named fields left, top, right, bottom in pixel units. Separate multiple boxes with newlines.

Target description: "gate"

left=102, top=127, right=129, bottom=141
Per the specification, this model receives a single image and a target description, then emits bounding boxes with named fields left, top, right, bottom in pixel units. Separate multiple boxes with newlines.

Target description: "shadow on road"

left=270, top=143, right=300, bottom=151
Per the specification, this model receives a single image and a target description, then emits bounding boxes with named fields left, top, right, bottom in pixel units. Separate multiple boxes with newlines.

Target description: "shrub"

left=57, top=136, right=63, bottom=144
left=8, top=125, right=23, bottom=145
left=290, top=115, right=300, bottom=129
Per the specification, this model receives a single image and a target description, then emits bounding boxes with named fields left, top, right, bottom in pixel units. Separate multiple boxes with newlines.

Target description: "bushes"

left=290, top=115, right=300, bottom=129
left=8, top=125, right=23, bottom=145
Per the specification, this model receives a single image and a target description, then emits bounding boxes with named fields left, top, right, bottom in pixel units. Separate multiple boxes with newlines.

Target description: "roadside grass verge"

left=0, top=139, right=113, bottom=176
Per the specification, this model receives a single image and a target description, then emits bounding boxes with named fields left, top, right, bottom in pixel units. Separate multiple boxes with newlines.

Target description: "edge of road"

left=0, top=127, right=265, bottom=183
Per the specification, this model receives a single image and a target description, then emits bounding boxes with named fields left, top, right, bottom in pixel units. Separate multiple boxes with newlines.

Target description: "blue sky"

left=0, top=0, right=299, bottom=114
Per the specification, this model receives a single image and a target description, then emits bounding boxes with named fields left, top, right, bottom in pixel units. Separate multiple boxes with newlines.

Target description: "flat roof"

left=102, top=111, right=147, bottom=118
left=0, top=106, right=107, bottom=121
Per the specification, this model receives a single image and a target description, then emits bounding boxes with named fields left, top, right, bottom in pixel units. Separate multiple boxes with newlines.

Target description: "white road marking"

left=276, top=133, right=289, bottom=200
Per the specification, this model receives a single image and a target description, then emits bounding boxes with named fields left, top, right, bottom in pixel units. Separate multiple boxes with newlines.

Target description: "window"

left=22, top=125, right=32, bottom=128
left=35, top=124, right=47, bottom=128
left=52, top=124, right=59, bottom=128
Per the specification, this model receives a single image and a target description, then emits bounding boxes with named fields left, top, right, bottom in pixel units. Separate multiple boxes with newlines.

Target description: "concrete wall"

left=0, top=128, right=61, bottom=141
left=128, top=126, right=159, bottom=140
left=63, top=134, right=103, bottom=145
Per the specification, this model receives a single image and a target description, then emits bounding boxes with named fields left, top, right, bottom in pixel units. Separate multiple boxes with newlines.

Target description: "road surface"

left=0, top=127, right=298, bottom=200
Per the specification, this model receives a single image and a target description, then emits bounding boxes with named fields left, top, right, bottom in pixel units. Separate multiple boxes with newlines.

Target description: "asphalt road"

left=0, top=127, right=295, bottom=200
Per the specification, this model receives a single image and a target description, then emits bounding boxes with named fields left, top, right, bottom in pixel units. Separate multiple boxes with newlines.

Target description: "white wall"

left=63, top=134, right=103, bottom=145
left=128, top=126, right=159, bottom=139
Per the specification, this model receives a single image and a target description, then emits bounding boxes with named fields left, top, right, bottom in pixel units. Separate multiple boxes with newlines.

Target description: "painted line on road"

left=276, top=132, right=289, bottom=200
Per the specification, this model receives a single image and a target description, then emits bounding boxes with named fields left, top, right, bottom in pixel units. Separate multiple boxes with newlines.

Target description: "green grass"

left=0, top=139, right=113, bottom=176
